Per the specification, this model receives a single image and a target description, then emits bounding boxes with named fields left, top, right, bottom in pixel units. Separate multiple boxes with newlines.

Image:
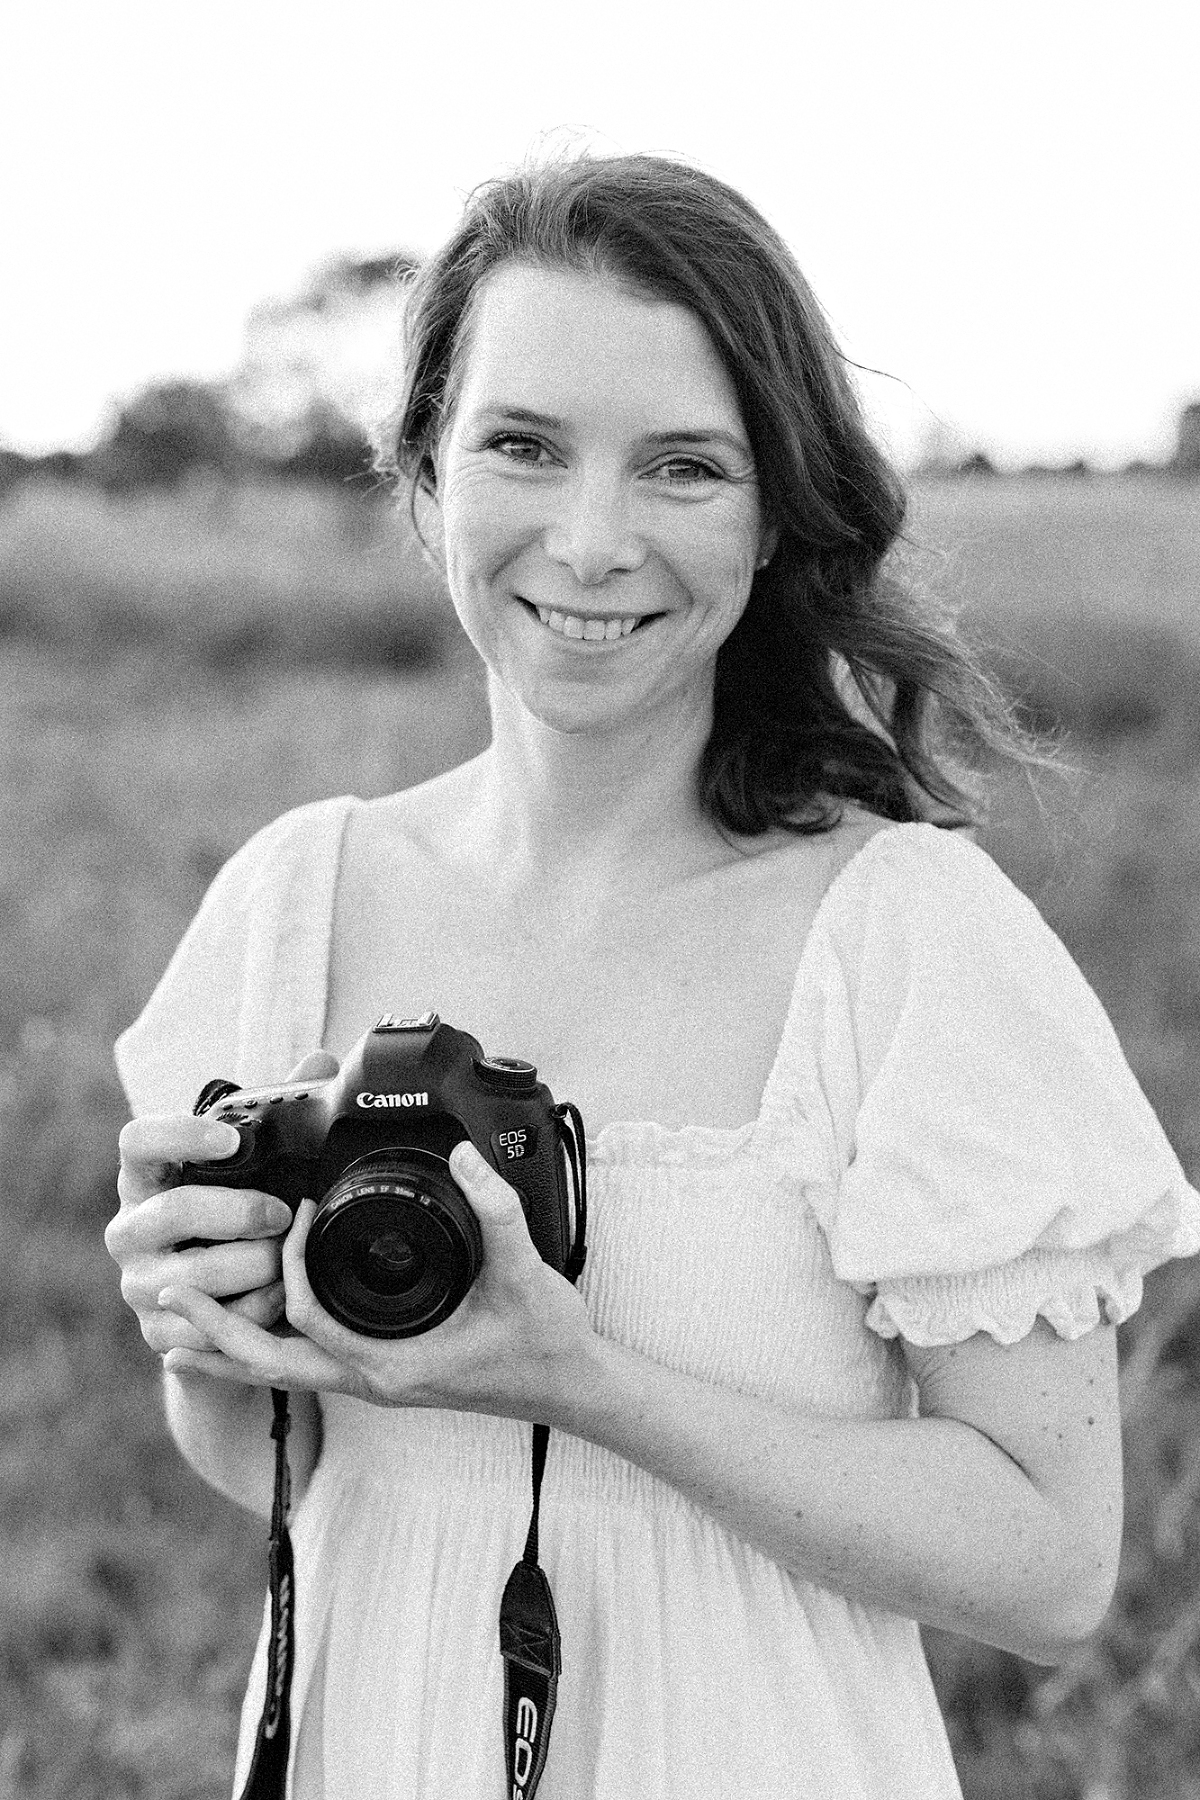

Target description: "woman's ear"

left=413, top=474, right=447, bottom=572
left=756, top=521, right=780, bottom=570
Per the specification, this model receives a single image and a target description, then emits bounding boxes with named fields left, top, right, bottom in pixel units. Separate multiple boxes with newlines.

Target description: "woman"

left=107, top=154, right=1200, bottom=1799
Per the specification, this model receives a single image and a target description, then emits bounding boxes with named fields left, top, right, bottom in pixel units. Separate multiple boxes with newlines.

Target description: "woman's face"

left=432, top=262, right=774, bottom=738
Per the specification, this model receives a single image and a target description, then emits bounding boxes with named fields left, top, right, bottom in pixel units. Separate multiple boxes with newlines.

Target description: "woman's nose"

left=541, top=474, right=646, bottom=587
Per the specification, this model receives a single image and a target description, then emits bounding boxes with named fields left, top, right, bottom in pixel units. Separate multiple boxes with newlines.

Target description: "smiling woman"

left=106, top=152, right=1200, bottom=1800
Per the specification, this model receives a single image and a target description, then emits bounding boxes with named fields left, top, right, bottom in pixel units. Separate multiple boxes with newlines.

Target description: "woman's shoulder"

left=735, top=806, right=945, bottom=956
left=763, top=810, right=1088, bottom=1057
left=214, top=769, right=478, bottom=904
left=802, top=815, right=1122, bottom=1077
left=338, top=760, right=487, bottom=862
left=214, top=792, right=363, bottom=896
left=797, top=812, right=1038, bottom=947
left=723, top=802, right=896, bottom=897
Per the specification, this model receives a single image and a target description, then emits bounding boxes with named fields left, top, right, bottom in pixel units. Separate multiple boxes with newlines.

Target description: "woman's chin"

left=490, top=669, right=711, bottom=749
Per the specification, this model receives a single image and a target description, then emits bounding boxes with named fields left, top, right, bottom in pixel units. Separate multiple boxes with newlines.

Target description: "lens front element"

left=305, top=1152, right=482, bottom=1337
left=361, top=1230, right=427, bottom=1293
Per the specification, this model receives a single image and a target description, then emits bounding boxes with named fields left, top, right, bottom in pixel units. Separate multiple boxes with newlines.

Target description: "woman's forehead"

left=452, top=262, right=745, bottom=434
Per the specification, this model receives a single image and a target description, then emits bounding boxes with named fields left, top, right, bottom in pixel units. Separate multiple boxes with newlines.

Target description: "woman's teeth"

left=534, top=606, right=642, bottom=641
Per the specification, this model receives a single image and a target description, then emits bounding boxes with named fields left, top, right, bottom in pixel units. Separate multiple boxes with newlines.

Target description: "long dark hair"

left=374, top=152, right=1041, bottom=835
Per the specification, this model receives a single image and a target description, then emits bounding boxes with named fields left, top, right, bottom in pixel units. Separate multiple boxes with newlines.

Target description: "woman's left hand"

left=158, top=1141, right=596, bottom=1429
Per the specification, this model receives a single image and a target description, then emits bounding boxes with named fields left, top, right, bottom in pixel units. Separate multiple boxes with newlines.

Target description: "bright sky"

left=2, top=0, right=1197, bottom=468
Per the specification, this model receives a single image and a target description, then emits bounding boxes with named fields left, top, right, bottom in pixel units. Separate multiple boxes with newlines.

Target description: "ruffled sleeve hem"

left=861, top=1178, right=1200, bottom=1346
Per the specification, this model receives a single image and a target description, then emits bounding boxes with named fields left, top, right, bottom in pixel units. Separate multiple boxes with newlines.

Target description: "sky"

left=1, top=0, right=1197, bottom=469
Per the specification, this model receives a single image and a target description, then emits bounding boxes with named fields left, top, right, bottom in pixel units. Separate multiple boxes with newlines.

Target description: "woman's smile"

left=519, top=597, right=663, bottom=643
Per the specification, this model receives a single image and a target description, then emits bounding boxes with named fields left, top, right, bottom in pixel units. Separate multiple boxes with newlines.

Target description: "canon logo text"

left=356, top=1091, right=429, bottom=1109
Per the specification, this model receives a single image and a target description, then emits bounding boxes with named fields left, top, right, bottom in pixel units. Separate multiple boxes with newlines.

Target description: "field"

left=2, top=472, right=1200, bottom=1798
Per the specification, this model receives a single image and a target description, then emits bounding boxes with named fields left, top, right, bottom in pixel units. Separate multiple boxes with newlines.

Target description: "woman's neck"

left=459, top=677, right=729, bottom=892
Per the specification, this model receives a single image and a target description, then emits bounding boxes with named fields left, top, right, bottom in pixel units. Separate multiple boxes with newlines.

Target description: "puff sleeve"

left=805, top=824, right=1200, bottom=1345
left=114, top=796, right=355, bottom=1119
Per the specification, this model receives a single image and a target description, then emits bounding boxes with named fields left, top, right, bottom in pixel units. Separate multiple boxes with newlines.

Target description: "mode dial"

left=473, top=1056, right=538, bottom=1093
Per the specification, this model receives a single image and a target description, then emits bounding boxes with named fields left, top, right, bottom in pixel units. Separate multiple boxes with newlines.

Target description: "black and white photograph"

left=2, top=3, right=1199, bottom=1796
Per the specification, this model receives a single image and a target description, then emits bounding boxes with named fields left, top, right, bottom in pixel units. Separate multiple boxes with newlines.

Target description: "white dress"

left=115, top=796, right=1200, bottom=1800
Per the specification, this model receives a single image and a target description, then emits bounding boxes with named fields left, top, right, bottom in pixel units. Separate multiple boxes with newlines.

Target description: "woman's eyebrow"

left=472, top=406, right=750, bottom=457
left=642, top=427, right=752, bottom=457
left=474, top=405, right=566, bottom=430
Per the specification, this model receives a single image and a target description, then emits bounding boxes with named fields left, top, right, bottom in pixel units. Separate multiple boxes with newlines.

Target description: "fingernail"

left=157, top=1287, right=177, bottom=1309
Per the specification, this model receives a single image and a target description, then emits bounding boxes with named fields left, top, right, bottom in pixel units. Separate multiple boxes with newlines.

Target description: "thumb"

left=448, top=1141, right=536, bottom=1267
left=287, top=1050, right=341, bottom=1082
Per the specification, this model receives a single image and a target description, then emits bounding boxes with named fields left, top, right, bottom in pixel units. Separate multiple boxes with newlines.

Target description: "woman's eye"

left=651, top=457, right=722, bottom=485
left=484, top=434, right=553, bottom=466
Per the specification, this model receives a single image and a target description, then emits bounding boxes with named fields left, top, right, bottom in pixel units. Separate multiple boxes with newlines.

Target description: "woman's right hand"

left=107, top=1111, right=294, bottom=1357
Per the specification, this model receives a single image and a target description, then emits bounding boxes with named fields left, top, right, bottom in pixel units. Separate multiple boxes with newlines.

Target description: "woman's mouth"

left=521, top=600, right=659, bottom=642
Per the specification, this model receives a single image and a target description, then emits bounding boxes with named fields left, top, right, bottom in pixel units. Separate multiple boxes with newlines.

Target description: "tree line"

left=0, top=252, right=418, bottom=498
left=2, top=248, right=1198, bottom=494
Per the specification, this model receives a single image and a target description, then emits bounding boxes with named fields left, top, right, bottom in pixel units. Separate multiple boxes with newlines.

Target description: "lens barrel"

left=305, top=1151, right=483, bottom=1337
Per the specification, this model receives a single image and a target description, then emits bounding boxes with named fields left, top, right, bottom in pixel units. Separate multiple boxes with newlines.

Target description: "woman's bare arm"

left=560, top=1316, right=1121, bottom=1665
left=163, top=1370, right=322, bottom=1523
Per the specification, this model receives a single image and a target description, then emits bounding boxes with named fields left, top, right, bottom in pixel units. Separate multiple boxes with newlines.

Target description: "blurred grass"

left=0, top=478, right=455, bottom=671
left=2, top=472, right=1199, bottom=1797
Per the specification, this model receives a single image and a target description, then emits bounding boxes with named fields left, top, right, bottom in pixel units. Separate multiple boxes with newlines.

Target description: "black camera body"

left=179, top=1013, right=586, bottom=1338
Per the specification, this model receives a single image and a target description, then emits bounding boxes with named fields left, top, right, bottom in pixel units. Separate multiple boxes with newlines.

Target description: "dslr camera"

left=179, top=1013, right=586, bottom=1338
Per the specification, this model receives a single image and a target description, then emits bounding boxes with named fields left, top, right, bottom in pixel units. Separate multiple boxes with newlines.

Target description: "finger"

left=286, top=1050, right=341, bottom=1082
left=141, top=1281, right=285, bottom=1354
left=448, top=1142, right=538, bottom=1271
left=110, top=1186, right=292, bottom=1256
left=173, top=1236, right=283, bottom=1298
left=161, top=1344, right=317, bottom=1385
left=162, top=1346, right=321, bottom=1385
left=158, top=1283, right=345, bottom=1388
left=162, top=1348, right=270, bottom=1383
left=120, top=1240, right=279, bottom=1318
left=226, top=1281, right=287, bottom=1328
left=142, top=1312, right=223, bottom=1355
left=118, top=1113, right=243, bottom=1193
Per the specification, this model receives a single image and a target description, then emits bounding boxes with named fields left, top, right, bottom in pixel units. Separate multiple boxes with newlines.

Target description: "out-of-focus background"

left=3, top=3, right=1200, bottom=1796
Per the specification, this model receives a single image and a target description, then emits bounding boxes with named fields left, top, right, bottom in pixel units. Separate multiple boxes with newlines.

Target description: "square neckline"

left=318, top=796, right=920, bottom=1158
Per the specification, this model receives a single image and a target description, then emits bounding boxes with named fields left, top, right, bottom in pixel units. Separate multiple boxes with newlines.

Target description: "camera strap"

left=236, top=1387, right=296, bottom=1800
left=499, top=1423, right=559, bottom=1800
left=497, top=1099, right=588, bottom=1800
left=190, top=1082, right=296, bottom=1799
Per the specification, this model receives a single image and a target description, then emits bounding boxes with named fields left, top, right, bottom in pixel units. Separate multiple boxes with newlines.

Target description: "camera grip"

left=179, top=1121, right=260, bottom=1188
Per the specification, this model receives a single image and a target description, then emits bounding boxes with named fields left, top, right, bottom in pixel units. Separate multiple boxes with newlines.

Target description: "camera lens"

left=359, top=1230, right=426, bottom=1294
left=305, top=1151, right=482, bottom=1337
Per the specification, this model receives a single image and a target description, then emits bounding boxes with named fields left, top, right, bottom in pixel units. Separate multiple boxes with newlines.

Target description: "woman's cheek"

left=660, top=492, right=760, bottom=580
left=442, top=477, right=540, bottom=596
left=668, top=530, right=758, bottom=619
